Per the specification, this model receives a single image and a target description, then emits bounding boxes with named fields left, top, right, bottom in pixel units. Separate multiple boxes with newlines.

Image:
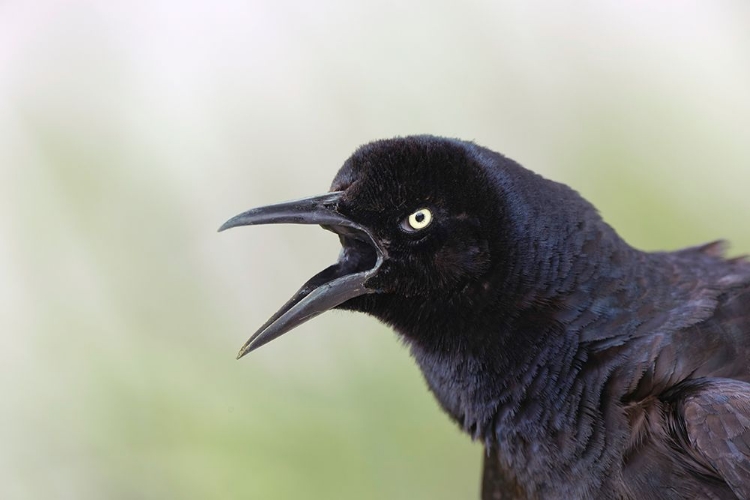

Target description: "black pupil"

left=415, top=212, right=425, bottom=223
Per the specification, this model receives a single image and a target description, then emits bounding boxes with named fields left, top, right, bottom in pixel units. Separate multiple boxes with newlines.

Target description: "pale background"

left=1, top=1, right=749, bottom=499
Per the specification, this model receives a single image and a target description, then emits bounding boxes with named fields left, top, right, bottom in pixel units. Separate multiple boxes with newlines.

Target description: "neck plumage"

left=396, top=165, right=640, bottom=441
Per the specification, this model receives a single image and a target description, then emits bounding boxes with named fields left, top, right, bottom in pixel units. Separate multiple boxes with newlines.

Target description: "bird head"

left=219, top=136, right=524, bottom=358
left=220, top=136, right=595, bottom=357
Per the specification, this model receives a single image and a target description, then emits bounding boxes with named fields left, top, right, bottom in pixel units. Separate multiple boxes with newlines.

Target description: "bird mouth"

left=219, top=191, right=383, bottom=358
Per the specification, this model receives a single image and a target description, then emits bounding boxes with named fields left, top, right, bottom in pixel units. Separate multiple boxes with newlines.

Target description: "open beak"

left=219, top=191, right=383, bottom=359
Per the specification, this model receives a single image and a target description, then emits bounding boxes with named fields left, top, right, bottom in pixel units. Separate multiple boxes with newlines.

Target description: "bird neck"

left=365, top=160, right=652, bottom=475
left=403, top=288, right=600, bottom=441
left=389, top=196, right=641, bottom=445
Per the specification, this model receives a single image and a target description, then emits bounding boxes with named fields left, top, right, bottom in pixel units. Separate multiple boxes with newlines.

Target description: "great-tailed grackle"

left=220, top=136, right=750, bottom=499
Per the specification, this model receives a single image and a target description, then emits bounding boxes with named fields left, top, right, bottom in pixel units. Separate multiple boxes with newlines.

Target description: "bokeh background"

left=2, top=1, right=749, bottom=499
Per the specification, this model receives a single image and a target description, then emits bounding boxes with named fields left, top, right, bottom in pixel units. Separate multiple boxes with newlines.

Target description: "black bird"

left=220, top=136, right=750, bottom=499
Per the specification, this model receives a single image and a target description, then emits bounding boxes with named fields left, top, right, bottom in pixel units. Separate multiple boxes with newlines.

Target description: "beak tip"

left=236, top=343, right=253, bottom=360
left=218, top=220, right=234, bottom=233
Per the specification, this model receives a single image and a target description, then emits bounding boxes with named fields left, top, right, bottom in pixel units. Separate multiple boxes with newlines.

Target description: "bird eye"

left=403, top=208, right=433, bottom=232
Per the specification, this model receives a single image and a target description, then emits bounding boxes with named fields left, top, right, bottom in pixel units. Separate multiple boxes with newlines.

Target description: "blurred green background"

left=1, top=1, right=749, bottom=499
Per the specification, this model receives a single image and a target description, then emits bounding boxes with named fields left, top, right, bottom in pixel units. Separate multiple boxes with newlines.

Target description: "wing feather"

left=673, top=378, right=750, bottom=498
